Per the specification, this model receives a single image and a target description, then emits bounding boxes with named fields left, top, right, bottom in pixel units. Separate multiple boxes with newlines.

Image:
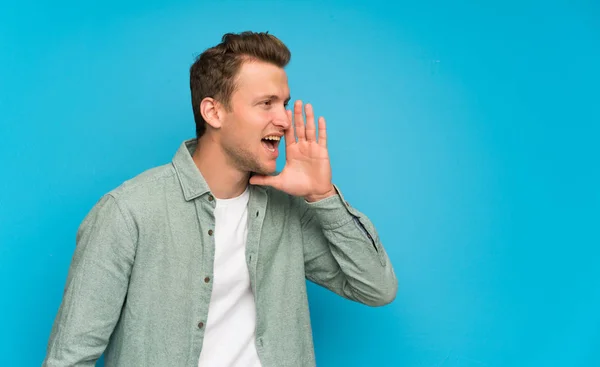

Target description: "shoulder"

left=81, top=163, right=179, bottom=234
left=107, top=163, right=177, bottom=200
left=89, top=163, right=181, bottom=222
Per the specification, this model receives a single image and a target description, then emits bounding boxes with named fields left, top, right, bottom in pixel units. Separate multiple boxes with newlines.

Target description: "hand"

left=250, top=100, right=336, bottom=202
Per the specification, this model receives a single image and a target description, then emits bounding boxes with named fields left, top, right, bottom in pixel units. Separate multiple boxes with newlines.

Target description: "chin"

left=254, top=161, right=277, bottom=176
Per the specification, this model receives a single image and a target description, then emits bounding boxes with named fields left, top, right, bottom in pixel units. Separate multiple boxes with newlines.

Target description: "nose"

left=272, top=105, right=291, bottom=129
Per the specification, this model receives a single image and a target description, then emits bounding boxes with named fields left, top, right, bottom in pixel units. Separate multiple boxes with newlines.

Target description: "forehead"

left=233, top=60, right=289, bottom=99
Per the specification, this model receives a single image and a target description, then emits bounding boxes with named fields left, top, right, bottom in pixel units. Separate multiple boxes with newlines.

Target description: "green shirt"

left=43, top=139, right=398, bottom=367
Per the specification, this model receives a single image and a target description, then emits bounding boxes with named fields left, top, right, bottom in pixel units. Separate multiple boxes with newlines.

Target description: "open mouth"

left=261, top=135, right=281, bottom=153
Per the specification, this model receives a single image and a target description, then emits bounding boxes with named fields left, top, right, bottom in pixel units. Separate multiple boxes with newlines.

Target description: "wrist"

left=305, top=185, right=337, bottom=203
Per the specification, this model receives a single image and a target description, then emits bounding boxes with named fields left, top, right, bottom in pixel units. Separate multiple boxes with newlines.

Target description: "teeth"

left=263, top=136, right=281, bottom=141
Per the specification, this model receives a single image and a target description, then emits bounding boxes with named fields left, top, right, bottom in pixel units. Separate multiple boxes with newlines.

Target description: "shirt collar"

left=172, top=138, right=211, bottom=201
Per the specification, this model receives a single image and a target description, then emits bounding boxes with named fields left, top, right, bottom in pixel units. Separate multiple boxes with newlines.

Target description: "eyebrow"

left=257, top=94, right=291, bottom=104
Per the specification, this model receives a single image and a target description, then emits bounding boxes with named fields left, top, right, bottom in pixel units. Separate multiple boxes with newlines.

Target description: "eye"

left=262, top=100, right=272, bottom=107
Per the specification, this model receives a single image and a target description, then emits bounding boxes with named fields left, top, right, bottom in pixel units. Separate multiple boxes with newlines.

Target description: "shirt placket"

left=246, top=187, right=268, bottom=357
left=190, top=193, right=217, bottom=365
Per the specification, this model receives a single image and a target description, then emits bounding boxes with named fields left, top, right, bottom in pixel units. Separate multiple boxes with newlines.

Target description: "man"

left=43, top=31, right=397, bottom=367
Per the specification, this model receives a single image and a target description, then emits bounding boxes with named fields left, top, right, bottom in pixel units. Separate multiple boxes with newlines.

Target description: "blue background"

left=1, top=0, right=599, bottom=366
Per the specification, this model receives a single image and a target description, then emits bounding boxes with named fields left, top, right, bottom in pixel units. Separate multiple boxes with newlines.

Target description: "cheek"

left=227, top=113, right=262, bottom=147
left=236, top=110, right=269, bottom=135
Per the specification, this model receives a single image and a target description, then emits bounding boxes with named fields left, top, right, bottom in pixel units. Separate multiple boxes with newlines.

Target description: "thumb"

left=249, top=174, right=280, bottom=188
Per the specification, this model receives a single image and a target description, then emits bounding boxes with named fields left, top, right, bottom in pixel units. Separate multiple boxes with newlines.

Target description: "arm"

left=43, top=194, right=136, bottom=366
left=248, top=100, right=396, bottom=305
left=299, top=185, right=397, bottom=307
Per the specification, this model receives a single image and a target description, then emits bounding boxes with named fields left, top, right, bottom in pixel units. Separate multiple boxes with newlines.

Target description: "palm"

left=278, top=130, right=331, bottom=197
left=250, top=101, right=333, bottom=199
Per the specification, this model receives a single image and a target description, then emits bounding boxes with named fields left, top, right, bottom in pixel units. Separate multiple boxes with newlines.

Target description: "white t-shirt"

left=198, top=186, right=262, bottom=367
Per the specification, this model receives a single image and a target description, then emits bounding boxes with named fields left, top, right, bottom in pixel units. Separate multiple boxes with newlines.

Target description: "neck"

left=192, top=135, right=249, bottom=199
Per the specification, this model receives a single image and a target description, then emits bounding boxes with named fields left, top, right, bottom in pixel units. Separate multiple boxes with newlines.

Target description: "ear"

left=200, top=97, right=224, bottom=129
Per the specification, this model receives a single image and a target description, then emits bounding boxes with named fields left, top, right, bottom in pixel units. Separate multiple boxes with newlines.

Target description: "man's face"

left=219, top=60, right=291, bottom=175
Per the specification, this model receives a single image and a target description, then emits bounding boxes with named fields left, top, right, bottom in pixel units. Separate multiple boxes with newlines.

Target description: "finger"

left=317, top=116, right=327, bottom=148
left=284, top=109, right=295, bottom=146
left=294, top=100, right=305, bottom=141
left=304, top=103, right=316, bottom=142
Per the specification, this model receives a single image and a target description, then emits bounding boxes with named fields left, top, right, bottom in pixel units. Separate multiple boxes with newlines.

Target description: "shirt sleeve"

left=43, top=194, right=136, bottom=366
left=299, top=185, right=398, bottom=307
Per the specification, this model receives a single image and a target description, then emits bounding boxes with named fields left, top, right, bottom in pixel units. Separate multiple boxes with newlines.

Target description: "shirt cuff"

left=305, top=184, right=360, bottom=230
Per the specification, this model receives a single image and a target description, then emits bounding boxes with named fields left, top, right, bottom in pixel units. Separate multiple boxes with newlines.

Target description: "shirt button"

left=208, top=195, right=214, bottom=202
left=204, top=277, right=210, bottom=283
left=198, top=321, right=204, bottom=329
left=208, top=229, right=213, bottom=236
